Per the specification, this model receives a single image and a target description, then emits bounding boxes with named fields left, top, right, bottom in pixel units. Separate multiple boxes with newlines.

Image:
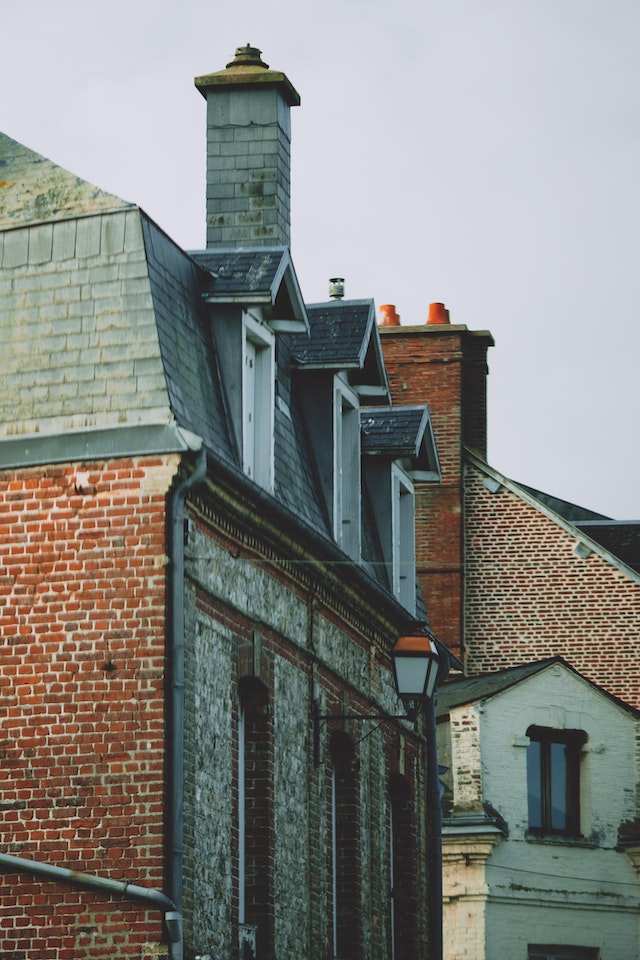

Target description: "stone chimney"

left=195, top=45, right=300, bottom=249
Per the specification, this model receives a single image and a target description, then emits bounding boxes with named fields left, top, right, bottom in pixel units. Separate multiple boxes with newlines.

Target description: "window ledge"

left=525, top=832, right=599, bottom=849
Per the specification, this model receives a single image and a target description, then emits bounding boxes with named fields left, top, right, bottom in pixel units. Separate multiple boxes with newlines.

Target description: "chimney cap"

left=226, top=44, right=270, bottom=69
left=329, top=277, right=345, bottom=300
left=379, top=304, right=400, bottom=326
left=195, top=44, right=301, bottom=106
left=427, top=302, right=451, bottom=325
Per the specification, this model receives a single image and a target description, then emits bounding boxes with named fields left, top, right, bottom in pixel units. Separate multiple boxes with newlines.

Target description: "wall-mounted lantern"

left=313, top=634, right=439, bottom=765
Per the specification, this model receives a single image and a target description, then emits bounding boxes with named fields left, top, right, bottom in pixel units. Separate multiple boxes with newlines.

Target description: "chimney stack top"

left=427, top=302, right=450, bottom=325
left=195, top=45, right=301, bottom=106
left=329, top=278, right=345, bottom=300
left=379, top=304, right=400, bottom=326
left=227, top=44, right=269, bottom=69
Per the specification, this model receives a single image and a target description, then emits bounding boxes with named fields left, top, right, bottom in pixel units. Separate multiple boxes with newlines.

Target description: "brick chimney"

left=379, top=306, right=494, bottom=664
left=195, top=45, right=300, bottom=248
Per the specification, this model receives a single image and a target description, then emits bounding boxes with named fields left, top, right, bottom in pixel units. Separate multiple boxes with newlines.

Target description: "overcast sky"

left=2, top=0, right=638, bottom=518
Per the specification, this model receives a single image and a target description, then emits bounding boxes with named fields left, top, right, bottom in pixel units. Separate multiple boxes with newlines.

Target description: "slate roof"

left=573, top=520, right=640, bottom=574
left=141, top=218, right=236, bottom=462
left=361, top=406, right=426, bottom=456
left=293, top=300, right=374, bottom=367
left=0, top=132, right=131, bottom=229
left=436, top=660, right=554, bottom=718
left=192, top=247, right=290, bottom=300
left=518, top=483, right=610, bottom=523
left=436, top=657, right=640, bottom=720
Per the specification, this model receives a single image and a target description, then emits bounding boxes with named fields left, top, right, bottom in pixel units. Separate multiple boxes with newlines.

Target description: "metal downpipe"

left=168, top=448, right=207, bottom=928
left=0, top=852, right=182, bottom=953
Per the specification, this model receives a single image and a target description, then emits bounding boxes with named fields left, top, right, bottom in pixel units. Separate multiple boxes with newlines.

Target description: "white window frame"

left=242, top=311, right=275, bottom=491
left=391, top=462, right=416, bottom=614
left=333, top=377, right=361, bottom=559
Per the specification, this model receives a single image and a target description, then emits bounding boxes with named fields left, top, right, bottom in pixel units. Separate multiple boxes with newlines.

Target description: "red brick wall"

left=380, top=326, right=491, bottom=660
left=464, top=466, right=640, bottom=708
left=0, top=457, right=178, bottom=958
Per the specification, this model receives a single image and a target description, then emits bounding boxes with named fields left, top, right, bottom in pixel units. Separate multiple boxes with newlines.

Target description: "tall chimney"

left=195, top=45, right=300, bottom=249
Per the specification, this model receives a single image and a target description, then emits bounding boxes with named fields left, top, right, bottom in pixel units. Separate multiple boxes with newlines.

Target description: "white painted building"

left=436, top=658, right=640, bottom=960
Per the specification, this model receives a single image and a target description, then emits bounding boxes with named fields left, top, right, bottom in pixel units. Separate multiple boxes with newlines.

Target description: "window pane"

left=527, top=741, right=542, bottom=829
left=550, top=741, right=568, bottom=831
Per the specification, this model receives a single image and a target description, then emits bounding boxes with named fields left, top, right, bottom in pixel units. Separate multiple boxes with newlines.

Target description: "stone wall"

left=182, top=508, right=428, bottom=960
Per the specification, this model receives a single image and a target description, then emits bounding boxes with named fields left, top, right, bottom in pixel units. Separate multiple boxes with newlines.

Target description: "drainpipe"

left=167, top=448, right=207, bottom=932
left=0, top=852, right=183, bottom=953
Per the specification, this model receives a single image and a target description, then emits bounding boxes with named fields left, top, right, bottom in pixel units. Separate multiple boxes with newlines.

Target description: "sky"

left=2, top=0, right=638, bottom=519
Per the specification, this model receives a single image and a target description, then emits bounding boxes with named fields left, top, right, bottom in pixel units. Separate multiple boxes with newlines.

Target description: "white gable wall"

left=443, top=664, right=640, bottom=960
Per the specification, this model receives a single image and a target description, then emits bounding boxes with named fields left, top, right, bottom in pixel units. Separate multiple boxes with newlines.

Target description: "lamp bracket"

left=312, top=699, right=419, bottom=767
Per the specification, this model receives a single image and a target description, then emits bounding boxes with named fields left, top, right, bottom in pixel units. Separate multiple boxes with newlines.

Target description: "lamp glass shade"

left=392, top=636, right=439, bottom=701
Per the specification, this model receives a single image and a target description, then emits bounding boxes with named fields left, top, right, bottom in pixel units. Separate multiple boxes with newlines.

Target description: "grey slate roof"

left=436, top=657, right=640, bottom=720
left=293, top=300, right=374, bottom=367
left=191, top=246, right=309, bottom=332
left=0, top=132, right=131, bottom=229
left=436, top=660, right=554, bottom=718
left=361, top=406, right=427, bottom=456
left=191, top=247, right=287, bottom=299
left=361, top=406, right=441, bottom=480
left=518, top=483, right=610, bottom=523
left=141, top=218, right=236, bottom=462
left=573, top=520, right=640, bottom=574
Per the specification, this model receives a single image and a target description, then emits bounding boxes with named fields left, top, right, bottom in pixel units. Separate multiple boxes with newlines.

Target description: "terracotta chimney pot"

left=427, top=302, right=450, bottom=325
left=379, top=304, right=400, bottom=326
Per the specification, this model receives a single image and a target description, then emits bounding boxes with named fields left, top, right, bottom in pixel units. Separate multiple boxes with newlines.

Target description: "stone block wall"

left=182, top=510, right=428, bottom=960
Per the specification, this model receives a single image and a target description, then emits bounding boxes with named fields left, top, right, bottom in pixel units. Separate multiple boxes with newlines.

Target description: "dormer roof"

left=361, top=405, right=441, bottom=481
left=193, top=246, right=308, bottom=333
left=292, top=299, right=390, bottom=402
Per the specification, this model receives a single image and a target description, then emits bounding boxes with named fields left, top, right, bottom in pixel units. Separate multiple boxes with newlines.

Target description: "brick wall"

left=0, top=455, right=178, bottom=958
left=380, top=324, right=492, bottom=660
left=465, top=466, right=640, bottom=708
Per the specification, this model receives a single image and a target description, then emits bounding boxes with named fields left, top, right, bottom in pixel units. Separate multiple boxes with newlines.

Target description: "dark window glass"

left=526, top=726, right=586, bottom=837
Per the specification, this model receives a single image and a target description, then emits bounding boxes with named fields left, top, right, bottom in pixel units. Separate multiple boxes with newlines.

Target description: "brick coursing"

left=464, top=467, right=640, bottom=707
left=0, top=456, right=179, bottom=957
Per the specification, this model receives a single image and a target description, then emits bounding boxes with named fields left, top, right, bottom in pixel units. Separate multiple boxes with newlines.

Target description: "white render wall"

left=442, top=663, right=640, bottom=960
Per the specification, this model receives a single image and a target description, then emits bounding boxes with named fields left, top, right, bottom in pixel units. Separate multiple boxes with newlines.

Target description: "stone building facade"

left=0, top=48, right=447, bottom=960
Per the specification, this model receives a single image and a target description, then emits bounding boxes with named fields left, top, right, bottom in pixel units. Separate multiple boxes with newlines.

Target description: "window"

left=391, top=464, right=415, bottom=614
left=333, top=378, right=361, bottom=559
left=330, top=732, right=361, bottom=960
left=526, top=726, right=586, bottom=836
left=389, top=774, right=418, bottom=960
left=238, top=677, right=274, bottom=958
left=528, top=947, right=598, bottom=960
left=243, top=312, right=275, bottom=490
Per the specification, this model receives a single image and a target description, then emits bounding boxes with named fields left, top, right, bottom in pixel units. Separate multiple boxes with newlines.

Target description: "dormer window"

left=243, top=311, right=275, bottom=490
left=361, top=406, right=440, bottom=611
left=334, top=377, right=361, bottom=559
left=392, top=464, right=416, bottom=614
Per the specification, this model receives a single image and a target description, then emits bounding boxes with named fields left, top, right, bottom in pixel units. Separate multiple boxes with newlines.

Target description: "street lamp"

left=313, top=633, right=440, bottom=765
left=392, top=634, right=440, bottom=720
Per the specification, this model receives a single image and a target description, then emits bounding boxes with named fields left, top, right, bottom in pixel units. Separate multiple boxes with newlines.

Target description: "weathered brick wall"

left=465, top=466, right=640, bottom=707
left=380, top=325, right=481, bottom=660
left=182, top=513, right=428, bottom=960
left=0, top=455, right=178, bottom=958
